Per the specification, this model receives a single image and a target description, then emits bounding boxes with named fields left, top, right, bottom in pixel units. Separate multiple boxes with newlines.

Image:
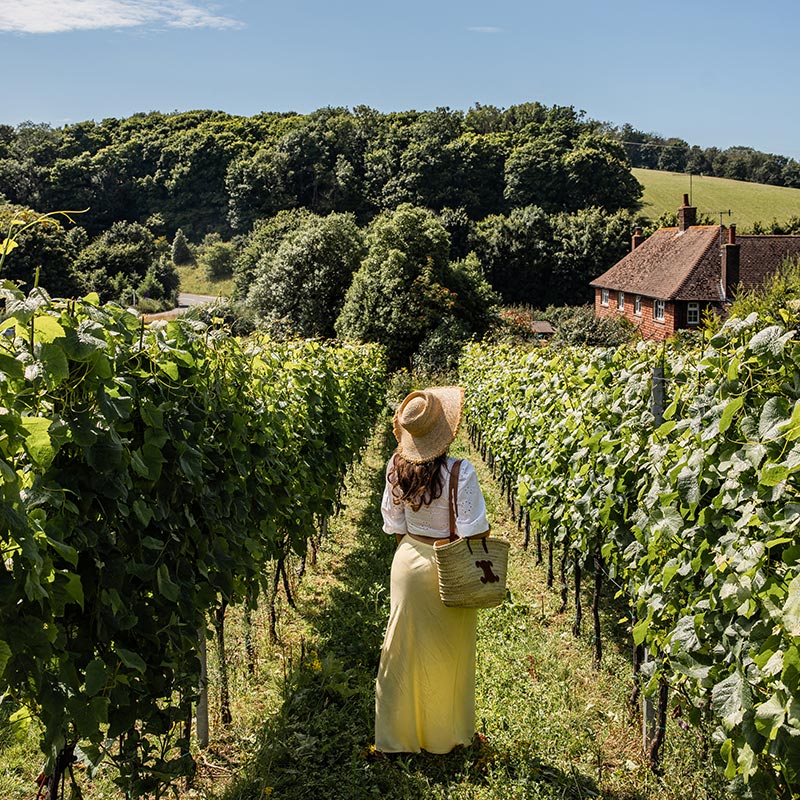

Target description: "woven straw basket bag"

left=433, top=460, right=509, bottom=608
left=434, top=535, right=510, bottom=608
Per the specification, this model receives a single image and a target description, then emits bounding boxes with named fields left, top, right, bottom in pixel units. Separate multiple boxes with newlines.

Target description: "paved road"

left=177, top=293, right=220, bottom=307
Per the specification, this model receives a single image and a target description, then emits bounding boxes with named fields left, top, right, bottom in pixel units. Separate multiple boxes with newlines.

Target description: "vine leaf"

left=783, top=574, right=800, bottom=637
left=20, top=416, right=55, bottom=467
left=116, top=648, right=146, bottom=673
left=712, top=670, right=750, bottom=728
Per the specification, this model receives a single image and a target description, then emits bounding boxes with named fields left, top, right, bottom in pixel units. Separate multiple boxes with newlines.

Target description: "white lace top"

left=381, top=456, right=489, bottom=538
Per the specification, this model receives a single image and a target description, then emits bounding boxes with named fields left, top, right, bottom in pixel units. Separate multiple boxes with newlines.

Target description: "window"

left=600, top=288, right=609, bottom=306
left=617, top=291, right=625, bottom=311
left=654, top=298, right=665, bottom=321
left=687, top=302, right=700, bottom=325
left=634, top=295, right=642, bottom=316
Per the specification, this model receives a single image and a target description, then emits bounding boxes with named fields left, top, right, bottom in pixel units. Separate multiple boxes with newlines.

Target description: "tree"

left=171, top=228, right=194, bottom=265
left=137, top=254, right=181, bottom=309
left=196, top=234, right=237, bottom=280
left=551, top=207, right=640, bottom=305
left=0, top=204, right=84, bottom=297
left=335, top=204, right=497, bottom=368
left=474, top=206, right=557, bottom=305
left=73, top=221, right=157, bottom=303
left=232, top=208, right=313, bottom=298
left=246, top=212, right=364, bottom=338
left=336, top=205, right=452, bottom=367
left=504, top=135, right=569, bottom=211
left=561, top=133, right=642, bottom=211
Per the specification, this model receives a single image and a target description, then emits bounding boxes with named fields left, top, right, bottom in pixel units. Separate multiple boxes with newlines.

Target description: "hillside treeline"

left=614, top=123, right=800, bottom=188
left=0, top=103, right=648, bottom=358
left=0, top=103, right=642, bottom=240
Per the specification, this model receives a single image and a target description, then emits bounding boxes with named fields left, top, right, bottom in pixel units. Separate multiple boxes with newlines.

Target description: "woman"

left=375, top=386, right=489, bottom=754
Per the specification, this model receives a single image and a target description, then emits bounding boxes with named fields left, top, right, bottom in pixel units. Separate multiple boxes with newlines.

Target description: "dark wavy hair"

left=388, top=451, right=448, bottom=512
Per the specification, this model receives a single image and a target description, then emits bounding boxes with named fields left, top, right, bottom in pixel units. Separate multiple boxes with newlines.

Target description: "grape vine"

left=0, top=282, right=385, bottom=797
left=461, top=313, right=800, bottom=798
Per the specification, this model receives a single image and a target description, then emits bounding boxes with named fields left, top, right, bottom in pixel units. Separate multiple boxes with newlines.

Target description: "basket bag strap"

left=447, top=459, right=462, bottom=542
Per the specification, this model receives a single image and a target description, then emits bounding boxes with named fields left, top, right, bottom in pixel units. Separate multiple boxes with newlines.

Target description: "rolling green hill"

left=632, top=168, right=800, bottom=230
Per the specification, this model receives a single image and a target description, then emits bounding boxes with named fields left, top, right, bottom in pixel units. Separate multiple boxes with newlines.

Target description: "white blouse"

left=381, top=456, right=489, bottom=538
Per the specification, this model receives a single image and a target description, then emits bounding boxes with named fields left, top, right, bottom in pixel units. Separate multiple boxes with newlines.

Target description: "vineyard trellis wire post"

left=641, top=365, right=667, bottom=766
left=196, top=626, right=209, bottom=749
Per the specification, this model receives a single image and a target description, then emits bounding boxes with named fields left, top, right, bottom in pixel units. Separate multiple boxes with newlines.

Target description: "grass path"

left=214, top=418, right=725, bottom=800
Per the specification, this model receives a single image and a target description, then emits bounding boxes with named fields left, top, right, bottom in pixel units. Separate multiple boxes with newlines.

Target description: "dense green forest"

left=2, top=102, right=797, bottom=366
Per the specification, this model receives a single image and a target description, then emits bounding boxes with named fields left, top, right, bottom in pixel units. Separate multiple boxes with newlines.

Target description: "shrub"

left=196, top=233, right=237, bottom=281
left=171, top=228, right=194, bottom=265
left=544, top=304, right=635, bottom=347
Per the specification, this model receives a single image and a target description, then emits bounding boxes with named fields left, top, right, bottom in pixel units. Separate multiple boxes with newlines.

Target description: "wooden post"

left=196, top=625, right=209, bottom=749
left=642, top=366, right=666, bottom=758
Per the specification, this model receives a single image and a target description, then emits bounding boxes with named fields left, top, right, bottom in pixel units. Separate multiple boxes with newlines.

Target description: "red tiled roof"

left=591, top=228, right=800, bottom=301
left=738, top=236, right=800, bottom=293
left=590, top=226, right=721, bottom=300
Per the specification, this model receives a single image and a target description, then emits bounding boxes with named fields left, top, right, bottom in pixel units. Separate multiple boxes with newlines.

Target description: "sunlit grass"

left=634, top=168, right=800, bottom=230
left=176, top=264, right=233, bottom=297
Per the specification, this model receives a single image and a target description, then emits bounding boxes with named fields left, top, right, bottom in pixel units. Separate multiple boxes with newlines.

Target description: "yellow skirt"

left=375, top=536, right=477, bottom=753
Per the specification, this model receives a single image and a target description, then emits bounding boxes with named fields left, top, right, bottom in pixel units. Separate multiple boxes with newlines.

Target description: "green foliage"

left=0, top=106, right=647, bottom=247
left=335, top=204, right=497, bottom=369
left=196, top=233, right=237, bottom=280
left=182, top=297, right=256, bottom=337
left=246, top=212, right=365, bottom=338
left=726, top=256, right=800, bottom=326
left=460, top=315, right=800, bottom=797
left=0, top=204, right=84, bottom=296
left=136, top=254, right=181, bottom=310
left=544, top=304, right=636, bottom=347
left=474, top=205, right=556, bottom=306
left=475, top=205, right=641, bottom=307
left=233, top=208, right=313, bottom=299
left=73, top=220, right=157, bottom=303
left=551, top=206, right=641, bottom=304
left=170, top=227, right=194, bottom=265
left=0, top=282, right=386, bottom=796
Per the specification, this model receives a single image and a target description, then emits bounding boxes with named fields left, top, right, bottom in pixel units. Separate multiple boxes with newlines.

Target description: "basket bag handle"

left=448, top=460, right=489, bottom=554
left=447, top=459, right=462, bottom=542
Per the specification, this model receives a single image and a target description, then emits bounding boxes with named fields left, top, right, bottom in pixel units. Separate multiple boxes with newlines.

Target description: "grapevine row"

left=0, top=282, right=386, bottom=796
left=460, top=314, right=800, bottom=798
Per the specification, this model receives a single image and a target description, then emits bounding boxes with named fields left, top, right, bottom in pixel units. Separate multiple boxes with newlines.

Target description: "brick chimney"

left=631, top=226, right=645, bottom=251
left=721, top=224, right=740, bottom=300
left=678, top=194, right=697, bottom=232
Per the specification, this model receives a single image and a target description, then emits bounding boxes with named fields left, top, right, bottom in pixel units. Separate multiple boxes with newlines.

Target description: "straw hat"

left=393, top=386, right=463, bottom=463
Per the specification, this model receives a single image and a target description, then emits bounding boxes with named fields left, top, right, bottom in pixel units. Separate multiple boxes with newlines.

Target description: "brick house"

left=590, top=196, right=800, bottom=340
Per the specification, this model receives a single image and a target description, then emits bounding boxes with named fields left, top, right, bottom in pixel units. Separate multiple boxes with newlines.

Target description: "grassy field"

left=633, top=168, right=800, bottom=230
left=0, top=413, right=727, bottom=800
left=176, top=264, right=233, bottom=297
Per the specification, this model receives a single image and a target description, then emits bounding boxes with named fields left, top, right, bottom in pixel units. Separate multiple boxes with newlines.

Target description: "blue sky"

left=2, top=0, right=799, bottom=159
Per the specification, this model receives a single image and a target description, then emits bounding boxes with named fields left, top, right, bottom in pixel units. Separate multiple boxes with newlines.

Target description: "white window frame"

left=634, top=295, right=642, bottom=316
left=687, top=302, right=700, bottom=326
left=654, top=298, right=665, bottom=321
left=600, top=288, right=609, bottom=307
left=617, top=291, right=625, bottom=311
